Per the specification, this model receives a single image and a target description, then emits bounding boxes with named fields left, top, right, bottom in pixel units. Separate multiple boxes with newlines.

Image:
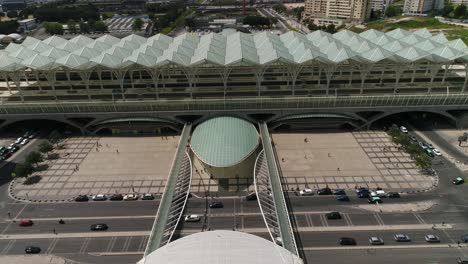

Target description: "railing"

left=143, top=123, right=193, bottom=258
left=258, top=122, right=299, bottom=256
left=1, top=93, right=468, bottom=115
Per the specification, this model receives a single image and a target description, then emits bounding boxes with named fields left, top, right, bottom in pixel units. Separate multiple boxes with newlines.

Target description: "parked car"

left=368, top=196, right=383, bottom=204
left=246, top=192, right=257, bottom=201
left=433, top=149, right=441, bottom=156
left=369, top=237, right=384, bottom=245
left=453, top=177, right=465, bottom=185
left=299, top=189, right=314, bottom=196
left=332, top=189, right=346, bottom=195
left=109, top=194, right=123, bottom=201
left=123, top=194, right=138, bottom=201
left=355, top=187, right=369, bottom=193
left=410, top=135, right=417, bottom=142
left=209, top=201, right=223, bottom=208
left=20, top=139, right=29, bottom=146
left=1, top=152, right=12, bottom=160
left=425, top=234, right=440, bottom=243
left=92, top=194, right=107, bottom=201
left=25, top=246, right=41, bottom=254
left=7, top=143, right=16, bottom=150
left=74, top=195, right=89, bottom=202
left=387, top=192, right=400, bottom=198
left=317, top=187, right=332, bottom=195
left=14, top=137, right=23, bottom=144
left=394, top=234, right=411, bottom=242
left=141, top=193, right=155, bottom=200
left=419, top=142, right=428, bottom=150
left=427, top=143, right=434, bottom=149
left=326, top=211, right=341, bottom=219
left=28, top=131, right=38, bottom=139
left=336, top=195, right=350, bottom=201
left=425, top=148, right=434, bottom=157
left=461, top=234, right=468, bottom=242
left=357, top=190, right=370, bottom=198
left=9, top=145, right=20, bottom=154
left=18, top=219, right=33, bottom=226
left=370, top=190, right=386, bottom=197
left=184, top=214, right=201, bottom=222
left=22, top=131, right=32, bottom=138
left=458, top=257, right=468, bottom=264
left=400, top=126, right=408, bottom=133
left=90, top=223, right=108, bottom=231
left=339, top=237, right=356, bottom=245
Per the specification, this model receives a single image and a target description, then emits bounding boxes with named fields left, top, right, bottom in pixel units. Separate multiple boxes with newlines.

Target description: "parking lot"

left=273, top=131, right=435, bottom=192
left=12, top=136, right=179, bottom=201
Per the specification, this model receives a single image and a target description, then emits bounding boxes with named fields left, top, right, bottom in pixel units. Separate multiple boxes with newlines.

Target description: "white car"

left=14, top=137, right=23, bottom=144
left=123, top=194, right=138, bottom=201
left=7, top=143, right=15, bottom=150
left=184, top=215, right=201, bottom=222
left=424, top=234, right=440, bottom=243
left=20, top=139, right=29, bottom=145
left=433, top=149, right=441, bottom=156
left=370, top=190, right=386, bottom=197
left=400, top=126, right=408, bottom=133
left=369, top=237, right=384, bottom=245
left=92, top=194, right=107, bottom=201
left=299, top=189, right=314, bottom=196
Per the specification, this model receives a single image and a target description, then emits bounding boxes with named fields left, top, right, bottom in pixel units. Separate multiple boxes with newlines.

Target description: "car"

left=326, top=211, right=341, bottom=219
left=339, top=237, right=357, bottom=245
left=336, top=195, right=350, bottom=201
left=400, top=126, right=408, bottom=133
left=184, top=214, right=201, bottom=222
left=141, top=193, right=155, bottom=200
left=394, top=234, right=411, bottom=242
left=410, top=135, right=417, bottom=142
left=425, top=234, right=440, bottom=243
left=20, top=139, right=29, bottom=146
left=25, top=246, right=41, bottom=254
left=425, top=148, right=434, bottom=157
left=14, top=137, right=23, bottom=144
left=368, top=196, right=383, bottom=204
left=246, top=192, right=257, bottom=201
left=18, top=219, right=33, bottom=226
left=453, top=177, right=465, bottom=185
left=357, top=189, right=370, bottom=198
left=9, top=145, right=20, bottom=154
left=109, top=194, right=123, bottom=201
left=299, top=189, right=314, bottom=196
left=90, top=223, right=108, bottom=231
left=355, top=187, right=369, bottom=193
left=458, top=257, right=468, bottom=264
left=22, top=131, right=32, bottom=138
left=209, top=201, right=224, bottom=208
left=387, top=192, right=400, bottom=198
left=419, top=142, right=428, bottom=150
left=28, top=132, right=38, bottom=139
left=1, top=152, right=12, bottom=160
left=92, top=194, right=107, bottom=201
left=317, top=187, right=332, bottom=195
left=427, top=143, right=434, bottom=149
left=461, top=234, right=468, bottom=242
left=7, top=143, right=16, bottom=150
left=123, top=194, right=138, bottom=201
left=332, top=189, right=346, bottom=195
left=370, top=190, right=386, bottom=197
left=433, top=149, right=442, bottom=156
left=369, top=237, right=384, bottom=245
left=74, top=195, right=89, bottom=202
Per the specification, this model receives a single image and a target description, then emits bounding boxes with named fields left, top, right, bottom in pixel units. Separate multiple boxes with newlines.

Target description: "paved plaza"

left=12, top=136, right=179, bottom=201
left=273, top=131, right=435, bottom=192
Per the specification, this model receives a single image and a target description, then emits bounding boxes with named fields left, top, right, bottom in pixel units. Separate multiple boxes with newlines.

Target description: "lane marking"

left=105, top=237, right=117, bottom=253
left=373, top=213, right=385, bottom=226
left=413, top=213, right=426, bottom=225
left=46, top=238, right=58, bottom=254
left=305, top=214, right=313, bottom=227
left=122, top=236, right=132, bottom=252
left=138, top=236, right=149, bottom=252
left=79, top=237, right=90, bottom=254
left=1, top=240, right=15, bottom=255
left=343, top=213, right=354, bottom=226
left=1, top=204, right=29, bottom=236
left=320, top=215, right=329, bottom=227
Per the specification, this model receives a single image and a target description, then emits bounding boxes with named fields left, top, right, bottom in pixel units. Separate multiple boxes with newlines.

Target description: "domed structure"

left=190, top=116, right=260, bottom=186
left=138, top=231, right=303, bottom=264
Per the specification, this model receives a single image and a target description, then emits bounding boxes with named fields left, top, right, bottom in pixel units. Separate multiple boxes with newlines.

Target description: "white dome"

left=8, top=33, right=21, bottom=40
left=0, top=35, right=6, bottom=40
left=139, top=230, right=303, bottom=264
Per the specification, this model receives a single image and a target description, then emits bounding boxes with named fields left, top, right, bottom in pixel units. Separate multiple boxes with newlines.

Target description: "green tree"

left=132, top=18, right=144, bottom=31
left=38, top=141, right=54, bottom=157
left=25, top=151, right=43, bottom=167
left=415, top=155, right=431, bottom=170
left=43, top=22, right=64, bottom=35
left=6, top=11, right=18, bottom=19
left=273, top=3, right=286, bottom=13
left=443, top=1, right=455, bottom=17
left=325, top=24, right=337, bottom=34
left=91, top=21, right=107, bottom=32
left=79, top=21, right=90, bottom=33
left=67, top=19, right=76, bottom=34
left=14, top=163, right=34, bottom=178
left=454, top=4, right=467, bottom=18
left=385, top=5, right=402, bottom=17
left=48, top=130, right=62, bottom=145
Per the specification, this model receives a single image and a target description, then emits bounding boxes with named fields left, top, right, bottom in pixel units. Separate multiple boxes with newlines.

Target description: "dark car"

left=461, top=234, right=468, bottom=242
left=387, top=192, right=400, bottom=198
left=336, top=195, right=350, bottom=201
left=339, top=237, right=356, bottom=245
left=209, top=201, right=224, bottom=208
left=357, top=190, right=370, bottom=198
left=332, top=189, right=346, bottom=195
left=1, top=152, right=12, bottom=160
left=317, top=187, right=332, bottom=195
left=356, top=187, right=369, bottom=193
left=326, top=211, right=341, bottom=219
left=9, top=145, right=20, bottom=154
left=246, top=192, right=257, bottom=201
left=90, top=223, right=108, bottom=231
left=453, top=177, right=465, bottom=185
left=394, top=234, right=411, bottom=242
left=109, top=194, right=123, bottom=201
left=25, top=246, right=41, bottom=254
left=74, top=195, right=89, bottom=202
left=459, top=257, right=468, bottom=264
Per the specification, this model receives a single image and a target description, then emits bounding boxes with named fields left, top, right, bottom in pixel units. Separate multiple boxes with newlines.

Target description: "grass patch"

left=367, top=17, right=456, bottom=31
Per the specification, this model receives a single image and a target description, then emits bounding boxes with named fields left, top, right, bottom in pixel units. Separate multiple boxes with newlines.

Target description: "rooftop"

left=190, top=117, right=259, bottom=167
left=0, top=28, right=466, bottom=72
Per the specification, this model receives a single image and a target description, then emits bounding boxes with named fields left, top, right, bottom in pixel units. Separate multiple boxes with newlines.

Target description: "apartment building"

left=403, top=0, right=442, bottom=14
left=303, top=0, right=371, bottom=24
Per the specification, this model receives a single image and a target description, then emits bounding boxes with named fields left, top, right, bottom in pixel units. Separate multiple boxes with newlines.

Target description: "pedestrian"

left=337, top=167, right=340, bottom=171
left=282, top=158, right=285, bottom=162
left=96, top=147, right=99, bottom=152
left=116, top=149, right=119, bottom=154
left=304, top=138, right=308, bottom=143
left=7, top=212, right=10, bottom=219
left=53, top=228, right=56, bottom=234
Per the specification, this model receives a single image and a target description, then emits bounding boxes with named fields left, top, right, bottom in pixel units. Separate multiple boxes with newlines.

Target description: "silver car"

left=369, top=237, right=384, bottom=245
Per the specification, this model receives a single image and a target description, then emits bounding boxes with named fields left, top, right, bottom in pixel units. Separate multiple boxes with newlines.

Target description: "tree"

left=91, top=21, right=107, bottom=32
left=415, top=155, right=431, bottom=170
left=48, top=130, right=62, bottom=145
left=443, top=2, right=454, bottom=17
left=14, top=163, right=34, bottom=178
left=273, top=3, right=286, bottom=13
left=67, top=19, right=77, bottom=34
left=79, top=21, right=90, bottom=33
left=0, top=21, right=19, bottom=34
left=6, top=11, right=18, bottom=19
left=38, top=141, right=53, bottom=157
left=132, top=18, right=143, bottom=31
left=25, top=151, right=43, bottom=167
left=325, top=24, right=337, bottom=34
left=43, top=22, right=64, bottom=35
left=385, top=5, right=402, bottom=17
left=454, top=4, right=467, bottom=18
